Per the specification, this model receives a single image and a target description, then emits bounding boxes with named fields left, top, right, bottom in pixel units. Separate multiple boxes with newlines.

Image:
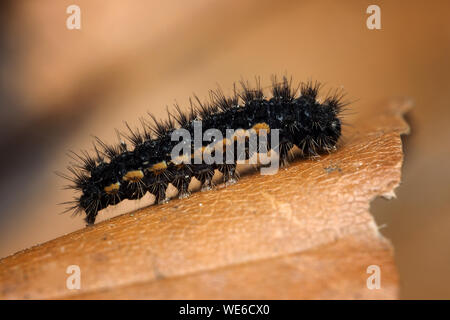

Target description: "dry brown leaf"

left=0, top=98, right=411, bottom=299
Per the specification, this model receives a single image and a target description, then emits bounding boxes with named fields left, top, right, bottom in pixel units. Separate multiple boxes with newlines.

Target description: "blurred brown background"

left=0, top=0, right=449, bottom=299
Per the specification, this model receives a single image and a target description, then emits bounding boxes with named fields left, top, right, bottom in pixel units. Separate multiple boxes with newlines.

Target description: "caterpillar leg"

left=278, top=141, right=294, bottom=167
left=78, top=190, right=103, bottom=225
left=217, top=163, right=239, bottom=186
left=122, top=180, right=147, bottom=200
left=193, top=164, right=215, bottom=191
left=83, top=199, right=101, bottom=226
left=171, top=165, right=193, bottom=199
left=143, top=169, right=171, bottom=204
left=173, top=177, right=192, bottom=199
left=295, top=137, right=321, bottom=160
left=151, top=181, right=169, bottom=204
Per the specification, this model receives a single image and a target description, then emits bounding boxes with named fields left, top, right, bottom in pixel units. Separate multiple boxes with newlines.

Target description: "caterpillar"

left=57, top=76, right=347, bottom=225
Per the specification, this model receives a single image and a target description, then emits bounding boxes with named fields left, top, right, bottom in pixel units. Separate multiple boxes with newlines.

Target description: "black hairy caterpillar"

left=57, top=76, right=347, bottom=225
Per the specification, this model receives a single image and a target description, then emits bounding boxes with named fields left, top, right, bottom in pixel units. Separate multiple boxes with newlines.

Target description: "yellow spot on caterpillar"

left=222, top=138, right=233, bottom=146
left=150, top=161, right=167, bottom=175
left=252, top=122, right=270, bottom=134
left=208, top=139, right=233, bottom=153
left=122, top=170, right=144, bottom=182
left=191, top=146, right=208, bottom=159
left=171, top=154, right=190, bottom=166
left=233, top=129, right=249, bottom=142
left=104, top=182, right=120, bottom=194
left=212, top=138, right=233, bottom=151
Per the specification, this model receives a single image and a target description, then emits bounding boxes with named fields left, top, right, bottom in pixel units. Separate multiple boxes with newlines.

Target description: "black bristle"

left=147, top=113, right=176, bottom=139
left=94, top=136, right=121, bottom=160
left=239, top=78, right=264, bottom=104
left=123, top=121, right=144, bottom=147
left=271, top=76, right=297, bottom=101
left=300, top=80, right=321, bottom=100
left=170, top=103, right=190, bottom=127
left=209, top=86, right=238, bottom=112
left=193, top=94, right=220, bottom=120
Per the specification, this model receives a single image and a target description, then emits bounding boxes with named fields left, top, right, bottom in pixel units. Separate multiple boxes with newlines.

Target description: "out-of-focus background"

left=0, top=0, right=449, bottom=299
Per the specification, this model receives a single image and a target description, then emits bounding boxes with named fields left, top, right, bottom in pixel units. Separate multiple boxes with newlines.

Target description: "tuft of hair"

left=300, top=80, right=321, bottom=100
left=66, top=150, right=97, bottom=172
left=122, top=121, right=144, bottom=147
left=239, top=77, right=264, bottom=104
left=323, top=88, right=348, bottom=115
left=271, top=75, right=298, bottom=101
left=209, top=86, right=239, bottom=112
left=191, top=94, right=219, bottom=120
left=94, top=136, right=121, bottom=160
left=147, top=112, right=176, bottom=138
left=56, top=166, right=89, bottom=190
left=170, top=102, right=194, bottom=127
